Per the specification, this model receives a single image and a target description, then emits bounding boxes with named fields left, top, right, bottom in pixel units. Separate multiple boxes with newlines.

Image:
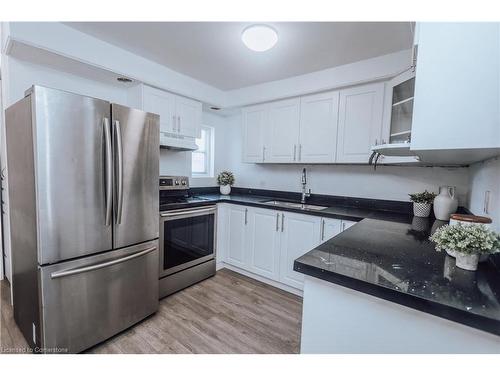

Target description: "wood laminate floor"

left=1, top=269, right=302, bottom=354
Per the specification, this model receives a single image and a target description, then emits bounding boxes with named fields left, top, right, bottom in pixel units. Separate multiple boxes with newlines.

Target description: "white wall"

left=468, top=157, right=500, bottom=231
left=3, top=56, right=128, bottom=106
left=190, top=111, right=233, bottom=187
left=224, top=114, right=470, bottom=204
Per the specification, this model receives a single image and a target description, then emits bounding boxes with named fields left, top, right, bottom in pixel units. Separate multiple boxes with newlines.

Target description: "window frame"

left=191, top=124, right=215, bottom=178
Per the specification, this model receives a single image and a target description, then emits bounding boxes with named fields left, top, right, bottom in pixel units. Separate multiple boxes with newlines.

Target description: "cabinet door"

left=299, top=91, right=339, bottom=163
left=143, top=86, right=175, bottom=134
left=265, top=98, right=300, bottom=163
left=412, top=23, right=500, bottom=150
left=226, top=205, right=248, bottom=269
left=279, top=212, right=321, bottom=289
left=341, top=220, right=357, bottom=231
left=242, top=104, right=267, bottom=163
left=336, top=83, right=384, bottom=163
left=175, top=96, right=202, bottom=138
left=379, top=72, right=419, bottom=165
left=320, top=217, right=342, bottom=243
left=246, top=208, right=281, bottom=281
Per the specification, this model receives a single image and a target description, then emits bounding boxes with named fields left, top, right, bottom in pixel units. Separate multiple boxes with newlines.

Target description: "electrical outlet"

left=483, top=190, right=491, bottom=214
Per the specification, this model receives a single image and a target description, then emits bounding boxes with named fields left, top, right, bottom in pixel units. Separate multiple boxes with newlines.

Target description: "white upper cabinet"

left=242, top=104, right=267, bottom=163
left=175, top=95, right=202, bottom=138
left=142, top=86, right=176, bottom=134
left=265, top=98, right=301, bottom=163
left=411, top=22, right=500, bottom=153
left=129, top=84, right=201, bottom=139
left=336, top=83, right=385, bottom=163
left=299, top=91, right=340, bottom=163
left=240, top=82, right=385, bottom=164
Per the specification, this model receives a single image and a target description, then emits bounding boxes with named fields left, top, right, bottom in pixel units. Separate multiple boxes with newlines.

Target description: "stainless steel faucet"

left=301, top=168, right=311, bottom=204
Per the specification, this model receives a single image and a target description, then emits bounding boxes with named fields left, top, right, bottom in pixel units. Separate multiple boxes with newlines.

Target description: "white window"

left=192, top=125, right=214, bottom=177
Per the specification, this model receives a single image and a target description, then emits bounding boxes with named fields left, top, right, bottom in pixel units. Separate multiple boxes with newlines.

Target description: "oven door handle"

left=160, top=206, right=216, bottom=217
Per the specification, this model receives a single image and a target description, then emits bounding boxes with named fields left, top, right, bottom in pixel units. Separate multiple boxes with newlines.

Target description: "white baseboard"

left=217, top=262, right=303, bottom=297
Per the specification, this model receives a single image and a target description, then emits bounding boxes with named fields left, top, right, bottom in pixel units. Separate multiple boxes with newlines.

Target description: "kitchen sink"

left=261, top=200, right=328, bottom=211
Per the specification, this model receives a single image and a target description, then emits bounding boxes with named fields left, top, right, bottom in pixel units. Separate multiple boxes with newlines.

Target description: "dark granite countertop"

left=294, top=217, right=500, bottom=336
left=162, top=187, right=415, bottom=224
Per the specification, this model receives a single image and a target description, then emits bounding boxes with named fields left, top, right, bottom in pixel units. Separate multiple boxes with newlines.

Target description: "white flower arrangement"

left=217, top=171, right=235, bottom=186
left=430, top=223, right=500, bottom=255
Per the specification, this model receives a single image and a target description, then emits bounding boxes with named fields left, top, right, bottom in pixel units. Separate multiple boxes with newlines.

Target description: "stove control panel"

left=159, top=176, right=189, bottom=190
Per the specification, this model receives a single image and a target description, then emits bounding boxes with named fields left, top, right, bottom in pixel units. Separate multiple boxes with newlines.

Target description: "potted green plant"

left=430, top=223, right=500, bottom=271
left=217, top=171, right=235, bottom=195
left=409, top=190, right=437, bottom=218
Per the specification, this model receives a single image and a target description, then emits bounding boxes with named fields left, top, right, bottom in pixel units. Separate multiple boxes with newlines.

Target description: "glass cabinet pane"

left=392, top=77, right=415, bottom=104
left=389, top=76, right=415, bottom=143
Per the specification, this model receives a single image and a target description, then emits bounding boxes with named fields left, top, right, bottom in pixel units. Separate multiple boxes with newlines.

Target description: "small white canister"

left=449, top=214, right=492, bottom=262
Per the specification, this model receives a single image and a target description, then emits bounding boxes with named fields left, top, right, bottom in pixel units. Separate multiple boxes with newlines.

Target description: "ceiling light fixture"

left=241, top=24, right=278, bottom=52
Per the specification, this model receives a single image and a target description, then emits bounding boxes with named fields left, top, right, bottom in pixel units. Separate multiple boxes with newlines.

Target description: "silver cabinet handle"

left=262, top=146, right=266, bottom=162
left=178, top=116, right=181, bottom=133
left=245, top=208, right=248, bottom=225
left=276, top=213, right=280, bottom=231
left=298, top=144, right=302, bottom=161
left=172, top=115, right=176, bottom=132
left=293, top=144, right=297, bottom=161
left=281, top=213, right=285, bottom=232
left=342, top=222, right=346, bottom=231
left=50, top=246, right=156, bottom=279
left=114, top=120, right=124, bottom=225
left=103, top=118, right=113, bottom=226
left=321, top=219, right=325, bottom=241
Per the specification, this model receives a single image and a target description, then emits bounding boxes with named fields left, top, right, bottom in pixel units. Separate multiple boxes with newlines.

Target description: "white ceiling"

left=64, top=22, right=413, bottom=91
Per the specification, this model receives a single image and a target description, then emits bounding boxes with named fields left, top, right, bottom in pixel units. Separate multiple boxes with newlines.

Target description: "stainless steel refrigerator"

left=5, top=86, right=160, bottom=353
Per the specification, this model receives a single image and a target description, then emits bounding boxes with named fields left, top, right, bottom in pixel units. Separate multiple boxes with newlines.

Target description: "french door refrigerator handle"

left=50, top=246, right=156, bottom=279
left=114, top=119, right=124, bottom=224
left=103, top=117, right=113, bottom=226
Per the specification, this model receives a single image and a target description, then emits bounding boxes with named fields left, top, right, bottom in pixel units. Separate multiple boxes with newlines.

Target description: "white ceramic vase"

left=455, top=253, right=479, bottom=271
left=433, top=186, right=458, bottom=221
left=445, top=248, right=457, bottom=257
left=220, top=185, right=231, bottom=195
left=413, top=202, right=431, bottom=217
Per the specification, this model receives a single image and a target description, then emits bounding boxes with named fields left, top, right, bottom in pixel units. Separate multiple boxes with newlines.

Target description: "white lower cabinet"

left=225, top=205, right=248, bottom=269
left=320, top=217, right=342, bottom=243
left=218, top=204, right=358, bottom=291
left=341, top=220, right=357, bottom=231
left=246, top=208, right=281, bottom=280
left=279, top=212, right=321, bottom=290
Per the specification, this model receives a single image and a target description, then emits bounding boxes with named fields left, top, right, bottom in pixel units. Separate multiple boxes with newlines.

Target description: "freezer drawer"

left=39, top=240, right=159, bottom=353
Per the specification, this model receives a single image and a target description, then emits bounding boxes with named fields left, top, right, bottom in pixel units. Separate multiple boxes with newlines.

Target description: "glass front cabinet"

left=379, top=69, right=419, bottom=163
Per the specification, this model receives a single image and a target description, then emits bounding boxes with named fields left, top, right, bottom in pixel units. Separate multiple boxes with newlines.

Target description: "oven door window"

left=163, top=213, right=215, bottom=271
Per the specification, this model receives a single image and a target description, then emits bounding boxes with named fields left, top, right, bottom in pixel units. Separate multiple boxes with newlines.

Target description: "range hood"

left=160, top=131, right=198, bottom=151
left=371, top=143, right=500, bottom=166
left=371, top=143, right=415, bottom=157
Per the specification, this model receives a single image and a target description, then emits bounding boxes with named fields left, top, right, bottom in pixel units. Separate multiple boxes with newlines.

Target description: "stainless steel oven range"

left=159, top=176, right=216, bottom=298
